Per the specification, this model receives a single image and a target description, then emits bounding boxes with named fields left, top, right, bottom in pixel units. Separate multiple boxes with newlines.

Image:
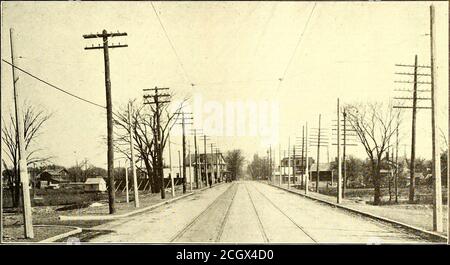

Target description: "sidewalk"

left=271, top=182, right=448, bottom=238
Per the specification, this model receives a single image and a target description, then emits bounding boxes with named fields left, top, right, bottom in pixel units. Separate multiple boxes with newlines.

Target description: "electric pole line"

left=143, top=86, right=170, bottom=199
left=429, top=4, right=442, bottom=232
left=9, top=28, right=34, bottom=238
left=393, top=55, right=431, bottom=204
left=127, top=102, right=139, bottom=207
left=202, top=135, right=211, bottom=187
left=309, top=114, right=329, bottom=192
left=210, top=143, right=216, bottom=185
left=337, top=98, right=342, bottom=203
left=188, top=142, right=193, bottom=191
left=288, top=136, right=291, bottom=189
left=178, top=150, right=182, bottom=188
left=395, top=111, right=400, bottom=204
left=292, top=143, right=296, bottom=186
left=305, top=122, right=309, bottom=195
left=269, top=146, right=272, bottom=183
left=168, top=132, right=175, bottom=197
left=83, top=29, right=128, bottom=214
left=279, top=143, right=282, bottom=186
left=175, top=112, right=193, bottom=193
left=301, top=126, right=305, bottom=189
left=189, top=129, right=201, bottom=189
left=332, top=108, right=358, bottom=198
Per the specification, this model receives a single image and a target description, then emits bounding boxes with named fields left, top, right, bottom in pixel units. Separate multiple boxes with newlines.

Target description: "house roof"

left=309, top=163, right=332, bottom=172
left=187, top=153, right=225, bottom=164
left=37, top=168, right=68, bottom=178
left=85, top=178, right=106, bottom=184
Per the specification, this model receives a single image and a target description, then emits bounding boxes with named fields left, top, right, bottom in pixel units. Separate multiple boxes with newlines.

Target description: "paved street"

left=90, top=181, right=430, bottom=243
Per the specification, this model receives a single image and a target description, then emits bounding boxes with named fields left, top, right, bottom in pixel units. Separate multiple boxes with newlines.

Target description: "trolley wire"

left=2, top=59, right=106, bottom=110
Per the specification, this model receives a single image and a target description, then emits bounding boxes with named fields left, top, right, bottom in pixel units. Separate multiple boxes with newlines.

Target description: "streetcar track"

left=215, top=184, right=239, bottom=242
left=170, top=183, right=236, bottom=242
left=244, top=183, right=270, bottom=243
left=248, top=182, right=318, bottom=243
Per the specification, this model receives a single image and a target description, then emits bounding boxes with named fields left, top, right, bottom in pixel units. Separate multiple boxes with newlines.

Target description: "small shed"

left=84, top=177, right=107, bottom=192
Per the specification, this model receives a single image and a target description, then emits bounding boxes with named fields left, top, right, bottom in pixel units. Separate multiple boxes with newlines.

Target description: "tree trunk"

left=372, top=163, right=382, bottom=205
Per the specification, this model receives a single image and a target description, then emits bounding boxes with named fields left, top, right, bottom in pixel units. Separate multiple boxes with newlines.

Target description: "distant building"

left=187, top=153, right=226, bottom=183
left=84, top=177, right=107, bottom=192
left=309, top=163, right=333, bottom=182
left=36, top=168, right=69, bottom=189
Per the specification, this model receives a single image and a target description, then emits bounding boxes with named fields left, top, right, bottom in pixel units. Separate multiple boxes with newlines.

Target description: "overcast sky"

left=1, top=1, right=448, bottom=168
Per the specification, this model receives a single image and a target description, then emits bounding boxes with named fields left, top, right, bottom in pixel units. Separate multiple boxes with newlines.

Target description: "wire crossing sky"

left=1, top=1, right=448, bottom=168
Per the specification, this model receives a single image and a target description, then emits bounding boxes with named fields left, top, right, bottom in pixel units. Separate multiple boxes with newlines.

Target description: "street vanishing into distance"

left=90, top=181, right=429, bottom=243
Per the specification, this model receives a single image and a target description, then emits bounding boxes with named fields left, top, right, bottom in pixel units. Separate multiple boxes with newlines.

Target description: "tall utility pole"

left=279, top=144, right=282, bottom=186
left=269, top=146, right=272, bottom=183
left=301, top=126, right=305, bottom=189
left=332, top=107, right=357, bottom=198
left=288, top=137, right=291, bottom=189
left=316, top=115, right=321, bottom=192
left=210, top=143, right=215, bottom=185
left=192, top=129, right=200, bottom=189
left=143, top=87, right=170, bottom=199
left=395, top=112, right=400, bottom=203
left=305, top=122, right=309, bottom=195
left=292, top=144, right=296, bottom=185
left=124, top=160, right=129, bottom=203
left=203, top=135, right=210, bottom=187
left=168, top=133, right=175, bottom=197
left=337, top=98, right=342, bottom=203
left=83, top=30, right=127, bottom=213
left=188, top=142, right=193, bottom=191
left=394, top=55, right=431, bottom=204
left=127, top=102, right=139, bottom=207
left=178, top=150, right=182, bottom=187
left=10, top=28, right=34, bottom=238
left=175, top=112, right=193, bottom=193
left=430, top=4, right=442, bottom=232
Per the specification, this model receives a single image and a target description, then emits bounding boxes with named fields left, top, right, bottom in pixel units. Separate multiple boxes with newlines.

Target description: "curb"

left=267, top=182, right=448, bottom=243
left=59, top=192, right=194, bottom=221
left=58, top=183, right=226, bottom=221
left=37, top=225, right=82, bottom=243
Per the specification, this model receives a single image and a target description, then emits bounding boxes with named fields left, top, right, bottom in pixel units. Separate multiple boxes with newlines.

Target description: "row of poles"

left=268, top=5, right=447, bottom=235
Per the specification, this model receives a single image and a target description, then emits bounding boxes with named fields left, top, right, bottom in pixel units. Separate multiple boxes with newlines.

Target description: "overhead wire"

left=277, top=2, right=317, bottom=91
left=151, top=1, right=193, bottom=86
left=2, top=59, right=106, bottom=109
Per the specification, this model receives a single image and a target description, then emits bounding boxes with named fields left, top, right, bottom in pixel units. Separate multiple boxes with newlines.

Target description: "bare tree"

left=345, top=101, right=399, bottom=205
left=1, top=103, right=52, bottom=207
left=113, top=97, right=186, bottom=193
left=225, top=149, right=245, bottom=181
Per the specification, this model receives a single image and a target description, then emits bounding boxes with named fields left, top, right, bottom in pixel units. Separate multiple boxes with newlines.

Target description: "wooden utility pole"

left=168, top=133, right=175, bottom=197
left=305, top=122, right=309, bottom=195
left=301, top=126, right=305, bottom=189
left=178, top=150, right=182, bottom=188
left=83, top=30, right=127, bottom=213
left=410, top=55, right=418, bottom=203
left=395, top=112, right=400, bottom=203
left=192, top=129, right=200, bottom=189
left=316, top=114, right=321, bottom=192
left=175, top=112, right=193, bottom=193
left=430, top=4, right=442, bottom=232
left=342, top=110, right=347, bottom=194
left=337, top=98, right=342, bottom=203
left=188, top=142, right=193, bottom=191
left=210, top=143, right=215, bottom=185
left=143, top=87, right=170, bottom=199
left=288, top=137, right=291, bottom=189
left=393, top=55, right=432, bottom=204
left=279, top=144, right=282, bottom=186
left=203, top=135, right=210, bottom=187
left=10, top=28, right=34, bottom=238
left=269, top=146, right=272, bottom=183
left=127, top=102, right=139, bottom=207
left=124, top=160, right=129, bottom=203
left=292, top=144, right=296, bottom=185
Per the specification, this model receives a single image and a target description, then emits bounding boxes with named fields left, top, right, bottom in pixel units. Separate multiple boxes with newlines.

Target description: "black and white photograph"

left=0, top=0, right=449, bottom=253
